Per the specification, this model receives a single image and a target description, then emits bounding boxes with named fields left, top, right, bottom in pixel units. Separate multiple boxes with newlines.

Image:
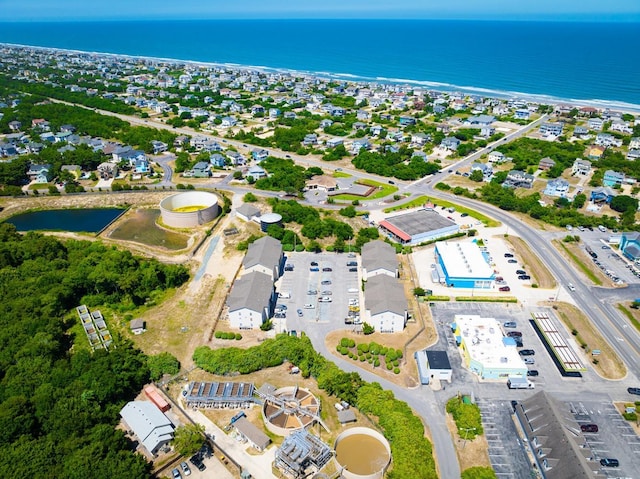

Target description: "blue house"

left=27, top=163, right=53, bottom=183
left=590, top=186, right=616, bottom=204
left=620, top=232, right=640, bottom=261
left=247, top=165, right=267, bottom=180
left=603, top=170, right=624, bottom=187
left=440, top=137, right=461, bottom=151
left=251, top=149, right=269, bottom=162
left=210, top=153, right=226, bottom=168
left=134, top=158, right=150, bottom=174
left=398, top=116, right=416, bottom=126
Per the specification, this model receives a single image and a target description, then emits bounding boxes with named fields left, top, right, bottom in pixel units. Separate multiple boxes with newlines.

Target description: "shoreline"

left=2, top=41, right=640, bottom=113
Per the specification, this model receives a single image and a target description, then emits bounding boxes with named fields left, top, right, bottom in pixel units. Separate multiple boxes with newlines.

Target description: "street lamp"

left=461, top=427, right=477, bottom=449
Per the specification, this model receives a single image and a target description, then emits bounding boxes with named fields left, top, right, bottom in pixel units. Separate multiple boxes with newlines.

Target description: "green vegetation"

left=556, top=241, right=602, bottom=285
left=254, top=157, right=322, bottom=194
left=147, top=352, right=181, bottom=381
left=331, top=179, right=398, bottom=201
left=352, top=148, right=440, bottom=180
left=172, top=423, right=206, bottom=456
left=243, top=192, right=258, bottom=202
left=333, top=171, right=352, bottom=178
left=193, top=334, right=437, bottom=479
left=0, top=223, right=190, bottom=477
left=424, top=196, right=500, bottom=227
left=446, top=396, right=484, bottom=440
left=455, top=296, right=518, bottom=303
left=494, top=137, right=586, bottom=178
left=214, top=331, right=243, bottom=340
left=618, top=304, right=640, bottom=333
left=337, top=339, right=403, bottom=372
left=461, top=467, right=497, bottom=479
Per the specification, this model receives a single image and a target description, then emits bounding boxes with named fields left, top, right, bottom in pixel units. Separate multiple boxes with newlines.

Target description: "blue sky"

left=1, top=0, right=639, bottom=21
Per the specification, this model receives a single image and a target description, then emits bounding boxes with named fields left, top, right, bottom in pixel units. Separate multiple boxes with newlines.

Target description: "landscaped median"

left=455, top=296, right=518, bottom=303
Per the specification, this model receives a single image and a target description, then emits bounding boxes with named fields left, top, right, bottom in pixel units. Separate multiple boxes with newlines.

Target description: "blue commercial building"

left=433, top=241, right=495, bottom=288
left=620, top=232, right=640, bottom=261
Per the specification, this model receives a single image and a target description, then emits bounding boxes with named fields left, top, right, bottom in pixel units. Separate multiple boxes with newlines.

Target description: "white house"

left=227, top=272, right=275, bottom=329
left=242, top=236, right=283, bottom=280
left=365, top=275, right=407, bottom=333
left=362, top=240, right=398, bottom=280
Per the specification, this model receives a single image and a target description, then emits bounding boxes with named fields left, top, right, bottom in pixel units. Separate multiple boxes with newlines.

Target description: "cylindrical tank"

left=159, top=191, right=220, bottom=228
left=260, top=212, right=283, bottom=232
left=334, top=427, right=391, bottom=479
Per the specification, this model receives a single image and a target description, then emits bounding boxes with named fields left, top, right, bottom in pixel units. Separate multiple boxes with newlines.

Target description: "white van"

left=278, top=292, right=291, bottom=299
left=347, top=288, right=359, bottom=294
left=598, top=225, right=607, bottom=232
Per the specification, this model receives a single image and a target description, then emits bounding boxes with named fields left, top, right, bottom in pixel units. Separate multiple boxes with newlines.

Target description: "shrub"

left=340, top=338, right=350, bottom=348
left=235, top=333, right=242, bottom=340
left=386, top=363, right=393, bottom=370
left=394, top=367, right=400, bottom=374
left=214, top=331, right=222, bottom=339
left=340, top=347, right=349, bottom=355
left=348, top=339, right=356, bottom=348
left=374, top=359, right=380, bottom=367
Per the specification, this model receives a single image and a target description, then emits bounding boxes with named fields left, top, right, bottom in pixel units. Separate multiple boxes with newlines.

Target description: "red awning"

left=379, top=220, right=411, bottom=242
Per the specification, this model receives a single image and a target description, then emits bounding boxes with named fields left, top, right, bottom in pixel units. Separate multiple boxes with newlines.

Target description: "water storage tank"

left=260, top=213, right=283, bottom=232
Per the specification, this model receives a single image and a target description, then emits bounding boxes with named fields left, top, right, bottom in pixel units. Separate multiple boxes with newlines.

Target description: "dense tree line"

left=254, top=157, right=312, bottom=194
left=352, top=149, right=440, bottom=180
left=0, top=224, right=189, bottom=477
left=0, top=74, right=136, bottom=115
left=193, top=334, right=437, bottom=479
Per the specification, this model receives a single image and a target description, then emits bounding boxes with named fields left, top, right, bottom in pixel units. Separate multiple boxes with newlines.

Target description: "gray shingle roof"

left=243, top=236, right=282, bottom=271
left=362, top=240, right=397, bottom=274
left=365, top=275, right=407, bottom=316
left=237, top=203, right=261, bottom=219
left=234, top=417, right=271, bottom=450
left=227, top=272, right=273, bottom=313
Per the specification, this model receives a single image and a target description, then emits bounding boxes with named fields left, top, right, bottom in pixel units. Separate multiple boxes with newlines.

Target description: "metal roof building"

left=120, top=401, right=174, bottom=456
left=234, top=417, right=271, bottom=451
left=379, top=209, right=459, bottom=245
left=434, top=241, right=495, bottom=289
left=274, top=430, right=332, bottom=478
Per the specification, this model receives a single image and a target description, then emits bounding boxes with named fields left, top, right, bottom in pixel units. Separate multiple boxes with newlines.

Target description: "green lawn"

left=430, top=198, right=500, bottom=227
left=333, top=171, right=352, bottom=178
left=332, top=179, right=398, bottom=201
left=557, top=242, right=602, bottom=286
left=384, top=195, right=429, bottom=213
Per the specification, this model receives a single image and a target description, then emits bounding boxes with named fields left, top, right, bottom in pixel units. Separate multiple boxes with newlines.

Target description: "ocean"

left=0, top=19, right=638, bottom=108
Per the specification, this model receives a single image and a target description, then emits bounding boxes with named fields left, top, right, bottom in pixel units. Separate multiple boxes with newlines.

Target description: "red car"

left=499, top=286, right=511, bottom=292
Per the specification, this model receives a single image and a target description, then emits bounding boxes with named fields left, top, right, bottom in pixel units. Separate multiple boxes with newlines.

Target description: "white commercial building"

left=434, top=241, right=495, bottom=288
left=364, top=274, right=407, bottom=333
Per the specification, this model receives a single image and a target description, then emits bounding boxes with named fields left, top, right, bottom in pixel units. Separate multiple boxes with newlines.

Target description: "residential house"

left=0, top=143, right=18, bottom=157
left=303, top=134, right=318, bottom=146
left=319, top=119, right=333, bottom=128
left=246, top=165, right=267, bottom=180
left=210, top=153, right=227, bottom=169
left=588, top=118, right=604, bottom=131
left=464, top=115, right=495, bottom=126
left=440, top=137, right=461, bottom=151
left=283, top=111, right=296, bottom=120
left=595, top=133, right=622, bottom=148
left=543, top=179, right=570, bottom=197
left=54, top=131, right=73, bottom=143
left=8, top=120, right=22, bottom=131
left=173, top=135, right=189, bottom=149
left=250, top=105, right=264, bottom=115
left=39, top=132, right=55, bottom=142
left=268, top=108, right=281, bottom=118
left=221, top=116, right=237, bottom=127
left=471, top=162, right=493, bottom=180
left=571, top=158, right=592, bottom=176
left=538, top=157, right=556, bottom=171
left=603, top=169, right=624, bottom=187
left=27, top=163, right=53, bottom=183
left=514, top=109, right=530, bottom=120
left=352, top=122, right=367, bottom=131
left=326, top=138, right=343, bottom=148
left=504, top=170, right=534, bottom=188
left=539, top=122, right=564, bottom=137
left=26, top=142, right=44, bottom=154
left=60, top=124, right=76, bottom=133
left=480, top=126, right=495, bottom=138
left=227, top=151, right=246, bottom=166
left=251, top=149, right=269, bottom=162
left=412, top=150, right=428, bottom=161
left=433, top=105, right=446, bottom=115
left=227, top=271, right=276, bottom=329
left=627, top=149, right=640, bottom=160
left=305, top=175, right=337, bottom=192
left=370, top=125, right=385, bottom=137
left=362, top=240, right=398, bottom=280
left=398, top=116, right=416, bottom=126
left=31, top=118, right=51, bottom=131
left=365, top=274, right=407, bottom=333
left=590, top=186, right=616, bottom=204
left=351, top=138, right=371, bottom=154
left=572, top=126, right=589, bottom=138
left=610, top=119, right=632, bottom=134
left=488, top=151, right=507, bottom=164
left=587, top=145, right=605, bottom=160
left=97, top=162, right=118, bottom=179
left=629, top=137, right=640, bottom=150
left=134, top=158, right=150, bottom=174
left=411, top=133, right=430, bottom=146
left=356, top=110, right=370, bottom=121
left=120, top=401, right=174, bottom=456
left=151, top=140, right=167, bottom=154
left=191, top=161, right=211, bottom=178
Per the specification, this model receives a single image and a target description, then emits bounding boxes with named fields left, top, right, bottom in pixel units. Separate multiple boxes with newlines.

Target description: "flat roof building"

left=434, top=241, right=495, bottom=288
left=184, top=381, right=255, bottom=409
left=274, top=430, right=333, bottom=478
left=415, top=349, right=453, bottom=384
left=452, top=314, right=527, bottom=380
left=379, top=209, right=459, bottom=245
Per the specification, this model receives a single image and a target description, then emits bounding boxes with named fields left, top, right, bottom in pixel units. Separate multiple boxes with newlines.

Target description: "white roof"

left=454, top=315, right=526, bottom=370
left=436, top=241, right=494, bottom=279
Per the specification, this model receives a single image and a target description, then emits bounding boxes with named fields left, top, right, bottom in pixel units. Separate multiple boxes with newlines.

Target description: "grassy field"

left=332, top=171, right=352, bottom=178
left=332, top=179, right=398, bottom=201
left=430, top=197, right=501, bottom=227
left=618, top=303, right=640, bottom=333
left=554, top=240, right=603, bottom=286
left=383, top=195, right=430, bottom=213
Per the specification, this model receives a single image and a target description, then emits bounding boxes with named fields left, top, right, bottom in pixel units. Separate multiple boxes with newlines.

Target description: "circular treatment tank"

left=262, top=386, right=320, bottom=436
left=334, top=427, right=391, bottom=479
left=159, top=191, right=220, bottom=228
left=260, top=212, right=283, bottom=232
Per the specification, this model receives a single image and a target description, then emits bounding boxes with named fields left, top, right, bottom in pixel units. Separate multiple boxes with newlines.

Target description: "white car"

left=319, top=296, right=332, bottom=303
left=304, top=303, right=315, bottom=309
left=567, top=283, right=576, bottom=291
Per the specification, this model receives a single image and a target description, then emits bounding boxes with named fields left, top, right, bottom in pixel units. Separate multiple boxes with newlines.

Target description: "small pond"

left=4, top=208, right=126, bottom=233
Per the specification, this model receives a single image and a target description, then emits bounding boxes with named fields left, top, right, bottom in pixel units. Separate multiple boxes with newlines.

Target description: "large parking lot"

left=275, top=252, right=362, bottom=332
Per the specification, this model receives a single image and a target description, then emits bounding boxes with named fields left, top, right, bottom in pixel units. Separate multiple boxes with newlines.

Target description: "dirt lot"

left=543, top=301, right=626, bottom=380
left=445, top=412, right=491, bottom=471
left=504, top=235, right=556, bottom=288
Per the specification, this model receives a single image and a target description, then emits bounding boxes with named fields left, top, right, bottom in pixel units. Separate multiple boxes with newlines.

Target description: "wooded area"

left=0, top=224, right=189, bottom=477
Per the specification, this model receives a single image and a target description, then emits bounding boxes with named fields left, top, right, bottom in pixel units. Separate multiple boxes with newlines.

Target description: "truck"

left=507, top=377, right=535, bottom=389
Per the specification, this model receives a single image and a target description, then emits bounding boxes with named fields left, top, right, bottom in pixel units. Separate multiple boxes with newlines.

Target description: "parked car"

left=504, top=253, right=514, bottom=258
left=627, top=387, right=640, bottom=395
left=349, top=267, right=358, bottom=272
left=172, top=468, right=182, bottom=479
left=518, top=275, right=531, bottom=280
left=516, top=269, right=526, bottom=275
left=523, top=357, right=534, bottom=364
left=503, top=321, right=517, bottom=328
left=519, top=349, right=535, bottom=356
left=321, top=290, right=332, bottom=295
left=180, top=462, right=191, bottom=476
left=321, top=280, right=332, bottom=285
left=527, top=370, right=539, bottom=377
left=507, top=259, right=517, bottom=263
left=307, top=289, right=317, bottom=295
left=499, top=286, right=511, bottom=292
left=507, top=331, right=522, bottom=337
left=318, top=296, right=332, bottom=303
left=297, top=309, right=303, bottom=317
left=580, top=424, right=598, bottom=433
left=310, top=261, right=318, bottom=266
left=567, top=283, right=576, bottom=291
left=322, top=267, right=332, bottom=272
left=276, top=304, right=287, bottom=310
left=304, top=303, right=315, bottom=309
left=284, top=264, right=294, bottom=271
left=347, top=261, right=358, bottom=266
left=310, top=267, right=319, bottom=272
left=599, top=458, right=619, bottom=467
left=189, top=454, right=206, bottom=472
